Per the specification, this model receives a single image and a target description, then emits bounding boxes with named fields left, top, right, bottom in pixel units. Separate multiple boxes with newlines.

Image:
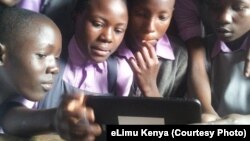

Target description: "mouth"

left=91, top=46, right=111, bottom=56
left=145, top=39, right=158, bottom=46
left=41, top=82, right=53, bottom=91
left=136, top=38, right=158, bottom=47
left=216, top=27, right=232, bottom=36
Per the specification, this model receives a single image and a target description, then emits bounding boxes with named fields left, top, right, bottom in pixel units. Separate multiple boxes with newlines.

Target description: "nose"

left=145, top=18, right=155, bottom=33
left=46, top=56, right=59, bottom=75
left=217, top=8, right=233, bottom=25
left=99, top=27, right=113, bottom=43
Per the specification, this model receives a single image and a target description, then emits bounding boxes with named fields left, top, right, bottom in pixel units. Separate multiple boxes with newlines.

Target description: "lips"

left=216, top=27, right=233, bottom=38
left=91, top=46, right=111, bottom=56
left=145, top=39, right=158, bottom=46
left=41, top=82, right=53, bottom=91
left=217, top=27, right=231, bottom=32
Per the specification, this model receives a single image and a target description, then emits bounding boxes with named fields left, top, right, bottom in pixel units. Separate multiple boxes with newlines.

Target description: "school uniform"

left=206, top=37, right=250, bottom=117
left=38, top=36, right=134, bottom=109
left=121, top=34, right=188, bottom=97
left=17, top=0, right=42, bottom=12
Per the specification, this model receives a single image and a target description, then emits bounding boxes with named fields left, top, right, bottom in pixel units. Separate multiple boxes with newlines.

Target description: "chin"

left=219, top=36, right=234, bottom=43
left=24, top=91, right=46, bottom=102
left=91, top=56, right=108, bottom=63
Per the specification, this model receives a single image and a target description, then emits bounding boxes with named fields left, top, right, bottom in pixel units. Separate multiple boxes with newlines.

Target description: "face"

left=127, top=0, right=174, bottom=47
left=5, top=20, right=61, bottom=101
left=74, top=0, right=128, bottom=63
left=209, top=0, right=250, bottom=42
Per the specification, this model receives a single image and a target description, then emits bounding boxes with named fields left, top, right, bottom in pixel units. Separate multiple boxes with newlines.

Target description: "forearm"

left=2, top=106, right=56, bottom=137
left=186, top=37, right=217, bottom=115
left=188, top=63, right=214, bottom=113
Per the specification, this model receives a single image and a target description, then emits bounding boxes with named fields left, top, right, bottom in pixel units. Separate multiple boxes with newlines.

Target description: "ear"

left=0, top=43, right=7, bottom=66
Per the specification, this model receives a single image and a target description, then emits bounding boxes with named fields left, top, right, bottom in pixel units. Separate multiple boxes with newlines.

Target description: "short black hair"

left=0, top=7, right=52, bottom=51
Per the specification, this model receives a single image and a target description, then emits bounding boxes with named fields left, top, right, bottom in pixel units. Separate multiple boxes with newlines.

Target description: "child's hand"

left=201, top=113, right=220, bottom=123
left=54, top=93, right=102, bottom=141
left=129, top=41, right=161, bottom=97
left=244, top=48, right=250, bottom=77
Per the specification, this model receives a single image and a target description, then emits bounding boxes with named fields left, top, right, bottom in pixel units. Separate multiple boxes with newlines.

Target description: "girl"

left=122, top=0, right=188, bottom=98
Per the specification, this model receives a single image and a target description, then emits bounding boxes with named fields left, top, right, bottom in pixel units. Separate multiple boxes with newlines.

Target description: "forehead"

left=17, top=20, right=60, bottom=51
left=133, top=0, right=175, bottom=10
left=84, top=0, right=128, bottom=23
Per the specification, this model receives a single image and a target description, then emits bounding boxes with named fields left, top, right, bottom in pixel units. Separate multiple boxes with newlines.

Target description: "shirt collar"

left=212, top=36, right=250, bottom=58
left=117, top=34, right=175, bottom=60
left=68, top=36, right=105, bottom=71
left=12, top=96, right=37, bottom=109
left=156, top=34, right=175, bottom=60
left=117, top=41, right=134, bottom=59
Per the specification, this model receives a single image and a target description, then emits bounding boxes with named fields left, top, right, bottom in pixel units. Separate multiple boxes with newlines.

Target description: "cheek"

left=9, top=60, right=40, bottom=88
left=28, top=58, right=47, bottom=78
left=83, top=24, right=100, bottom=44
left=234, top=17, right=250, bottom=34
left=241, top=19, right=250, bottom=31
left=156, top=22, right=170, bottom=36
left=9, top=53, right=43, bottom=82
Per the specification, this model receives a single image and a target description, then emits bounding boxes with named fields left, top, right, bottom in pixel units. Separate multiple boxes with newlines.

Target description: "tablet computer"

left=85, top=96, right=201, bottom=125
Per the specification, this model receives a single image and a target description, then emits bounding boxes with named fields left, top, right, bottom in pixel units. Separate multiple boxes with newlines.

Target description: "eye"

left=114, top=28, right=125, bottom=34
left=232, top=4, right=248, bottom=11
left=36, top=53, right=47, bottom=59
left=54, top=56, right=60, bottom=65
left=92, top=21, right=104, bottom=28
left=55, top=56, right=60, bottom=61
left=159, top=15, right=169, bottom=21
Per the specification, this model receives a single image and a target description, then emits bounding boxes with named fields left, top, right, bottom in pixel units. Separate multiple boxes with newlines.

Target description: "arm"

left=174, top=0, right=218, bottom=118
left=186, top=37, right=219, bottom=118
left=1, top=94, right=102, bottom=141
left=129, top=41, right=161, bottom=97
left=1, top=106, right=56, bottom=137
